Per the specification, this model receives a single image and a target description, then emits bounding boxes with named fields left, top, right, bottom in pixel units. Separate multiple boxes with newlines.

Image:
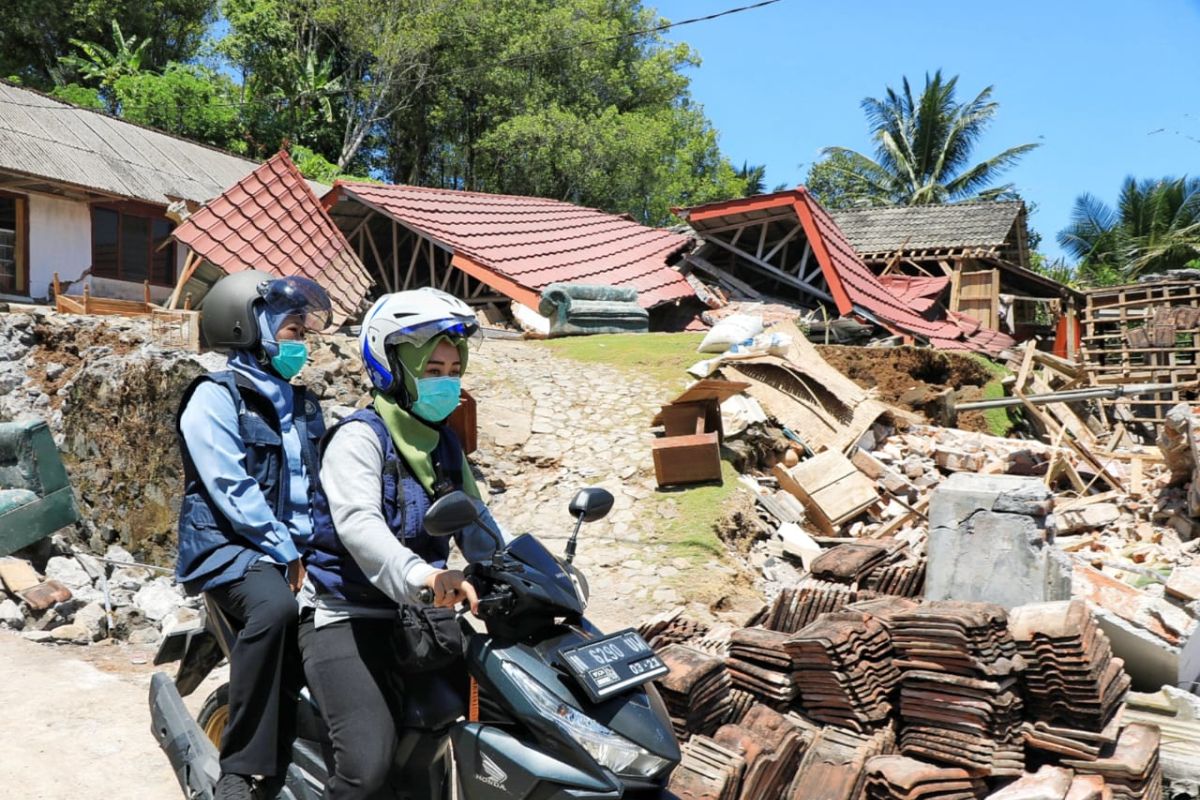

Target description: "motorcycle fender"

left=452, top=722, right=622, bottom=800
left=148, top=672, right=220, bottom=800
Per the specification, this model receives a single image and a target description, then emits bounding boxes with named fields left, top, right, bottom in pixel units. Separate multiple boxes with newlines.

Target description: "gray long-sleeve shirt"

left=300, top=419, right=507, bottom=627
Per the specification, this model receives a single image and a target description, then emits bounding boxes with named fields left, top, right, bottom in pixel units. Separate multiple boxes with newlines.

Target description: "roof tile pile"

left=788, top=721, right=896, bottom=800
left=864, top=754, right=987, bottom=800
left=172, top=151, right=372, bottom=325
left=333, top=182, right=694, bottom=309
left=1008, top=600, right=1131, bottom=732
left=1063, top=724, right=1163, bottom=800
left=712, top=704, right=809, bottom=799
left=786, top=611, right=901, bottom=731
left=656, top=644, right=734, bottom=739
left=890, top=602, right=1027, bottom=777
left=666, top=735, right=745, bottom=800
left=727, top=627, right=802, bottom=707
left=763, top=577, right=857, bottom=634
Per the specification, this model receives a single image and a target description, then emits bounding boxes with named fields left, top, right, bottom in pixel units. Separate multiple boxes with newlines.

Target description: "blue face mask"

left=411, top=376, right=461, bottom=422
left=270, top=341, right=309, bottom=380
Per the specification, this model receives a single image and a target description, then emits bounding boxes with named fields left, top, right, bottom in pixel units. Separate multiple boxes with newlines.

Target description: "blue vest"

left=175, top=371, right=325, bottom=595
left=306, top=409, right=465, bottom=608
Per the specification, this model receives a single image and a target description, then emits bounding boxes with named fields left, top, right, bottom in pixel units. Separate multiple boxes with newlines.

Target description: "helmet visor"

left=259, top=276, right=333, bottom=332
left=381, top=317, right=479, bottom=349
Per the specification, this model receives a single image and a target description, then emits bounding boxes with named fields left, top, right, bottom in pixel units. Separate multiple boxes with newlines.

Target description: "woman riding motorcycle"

left=175, top=271, right=331, bottom=800
left=298, top=288, right=506, bottom=799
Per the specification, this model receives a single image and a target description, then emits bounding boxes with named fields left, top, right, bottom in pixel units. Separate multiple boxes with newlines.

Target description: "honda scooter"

left=149, top=487, right=681, bottom=799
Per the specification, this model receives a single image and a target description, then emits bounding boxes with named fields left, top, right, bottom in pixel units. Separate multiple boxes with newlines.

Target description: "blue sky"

left=652, top=0, right=1200, bottom=261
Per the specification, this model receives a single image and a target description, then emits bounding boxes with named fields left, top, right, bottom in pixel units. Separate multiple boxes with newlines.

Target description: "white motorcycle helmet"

left=360, top=287, right=479, bottom=395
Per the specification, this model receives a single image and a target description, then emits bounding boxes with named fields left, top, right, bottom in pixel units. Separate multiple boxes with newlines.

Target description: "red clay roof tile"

left=173, top=151, right=373, bottom=326
left=334, top=182, right=694, bottom=309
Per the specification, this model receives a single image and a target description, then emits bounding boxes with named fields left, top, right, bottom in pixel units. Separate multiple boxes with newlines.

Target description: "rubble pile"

left=0, top=543, right=193, bottom=645
left=652, top=597, right=1168, bottom=800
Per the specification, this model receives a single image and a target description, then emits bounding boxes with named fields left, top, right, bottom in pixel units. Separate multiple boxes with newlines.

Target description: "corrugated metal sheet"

left=831, top=202, right=1023, bottom=254
left=0, top=82, right=265, bottom=205
left=334, top=182, right=695, bottom=309
left=172, top=152, right=372, bottom=326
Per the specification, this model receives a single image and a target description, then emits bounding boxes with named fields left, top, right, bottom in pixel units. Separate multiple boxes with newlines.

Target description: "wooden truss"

left=690, top=214, right=833, bottom=307
left=342, top=207, right=508, bottom=306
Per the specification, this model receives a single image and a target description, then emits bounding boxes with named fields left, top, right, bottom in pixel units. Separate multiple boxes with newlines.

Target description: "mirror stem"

left=564, top=513, right=585, bottom=565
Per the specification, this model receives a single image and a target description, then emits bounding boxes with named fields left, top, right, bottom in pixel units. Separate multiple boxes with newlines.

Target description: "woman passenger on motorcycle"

left=175, top=271, right=332, bottom=800
left=299, top=288, right=505, bottom=800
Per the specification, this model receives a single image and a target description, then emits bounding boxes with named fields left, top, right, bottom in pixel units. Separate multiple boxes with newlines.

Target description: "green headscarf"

left=372, top=334, right=477, bottom=498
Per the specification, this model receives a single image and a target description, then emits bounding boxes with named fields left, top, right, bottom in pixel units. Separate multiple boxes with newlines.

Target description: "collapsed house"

left=831, top=201, right=1080, bottom=343
left=675, top=191, right=1084, bottom=357
left=0, top=81, right=275, bottom=304
left=322, top=181, right=697, bottom=328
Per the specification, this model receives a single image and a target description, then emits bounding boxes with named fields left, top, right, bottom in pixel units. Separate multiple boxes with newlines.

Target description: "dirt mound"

left=815, top=345, right=998, bottom=432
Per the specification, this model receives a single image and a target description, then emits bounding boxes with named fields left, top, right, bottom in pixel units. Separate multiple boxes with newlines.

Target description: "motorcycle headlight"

left=501, top=661, right=671, bottom=779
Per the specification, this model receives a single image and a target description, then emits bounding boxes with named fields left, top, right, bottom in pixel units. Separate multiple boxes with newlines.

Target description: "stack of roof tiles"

left=638, top=608, right=710, bottom=650
left=727, top=627, right=802, bottom=707
left=1008, top=601, right=1131, bottom=734
left=860, top=556, right=927, bottom=598
left=665, top=735, right=745, bottom=800
left=763, top=577, right=857, bottom=634
left=890, top=601, right=1027, bottom=777
left=713, top=704, right=810, bottom=800
left=786, top=721, right=896, bottom=800
left=864, top=755, right=987, bottom=800
left=785, top=611, right=901, bottom=731
left=656, top=644, right=734, bottom=739
left=810, top=542, right=898, bottom=584
left=1063, top=724, right=1163, bottom=800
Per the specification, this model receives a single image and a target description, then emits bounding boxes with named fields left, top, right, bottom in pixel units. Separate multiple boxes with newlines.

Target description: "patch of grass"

left=542, top=333, right=706, bottom=391
left=652, top=461, right=741, bottom=564
left=968, top=355, right=1018, bottom=437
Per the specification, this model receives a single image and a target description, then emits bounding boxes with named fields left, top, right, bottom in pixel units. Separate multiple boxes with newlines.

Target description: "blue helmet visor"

left=381, top=317, right=479, bottom=349
left=259, top=276, right=333, bottom=332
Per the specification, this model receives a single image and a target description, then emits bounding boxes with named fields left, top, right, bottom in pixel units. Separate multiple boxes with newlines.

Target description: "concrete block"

left=925, top=473, right=1070, bottom=609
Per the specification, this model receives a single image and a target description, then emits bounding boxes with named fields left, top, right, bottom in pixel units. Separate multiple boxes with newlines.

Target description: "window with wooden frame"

left=0, top=192, right=29, bottom=296
left=91, top=204, right=176, bottom=286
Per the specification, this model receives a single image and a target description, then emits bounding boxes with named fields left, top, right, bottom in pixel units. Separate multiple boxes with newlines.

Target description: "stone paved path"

left=460, top=338, right=738, bottom=629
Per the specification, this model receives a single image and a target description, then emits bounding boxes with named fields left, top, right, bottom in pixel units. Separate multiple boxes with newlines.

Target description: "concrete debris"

left=132, top=578, right=186, bottom=622
left=926, top=474, right=1071, bottom=610
left=1123, top=687, right=1200, bottom=792
left=0, top=597, right=24, bottom=629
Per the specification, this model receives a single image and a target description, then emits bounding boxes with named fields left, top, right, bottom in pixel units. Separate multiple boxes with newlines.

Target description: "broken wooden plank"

left=0, top=557, right=40, bottom=594
left=774, top=450, right=878, bottom=536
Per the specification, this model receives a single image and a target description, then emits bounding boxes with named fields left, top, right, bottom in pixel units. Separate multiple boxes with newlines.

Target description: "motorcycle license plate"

left=558, top=629, right=668, bottom=702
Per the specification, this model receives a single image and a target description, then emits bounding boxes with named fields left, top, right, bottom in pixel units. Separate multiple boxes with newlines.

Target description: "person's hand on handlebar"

left=423, top=569, right=479, bottom=614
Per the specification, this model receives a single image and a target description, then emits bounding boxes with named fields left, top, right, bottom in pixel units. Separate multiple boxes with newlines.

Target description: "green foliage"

left=816, top=70, right=1039, bottom=206
left=48, top=82, right=104, bottom=110
left=289, top=145, right=375, bottom=184
left=58, top=21, right=153, bottom=111
left=0, top=0, right=215, bottom=88
left=1029, top=252, right=1079, bottom=288
left=543, top=332, right=706, bottom=392
left=1059, top=176, right=1200, bottom=285
left=113, top=64, right=244, bottom=150
left=805, top=150, right=879, bottom=209
left=736, top=162, right=768, bottom=197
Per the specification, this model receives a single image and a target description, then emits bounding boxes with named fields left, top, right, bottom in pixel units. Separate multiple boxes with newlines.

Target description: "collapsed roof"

left=170, top=151, right=373, bottom=326
left=324, top=182, right=696, bottom=310
left=676, top=190, right=1017, bottom=356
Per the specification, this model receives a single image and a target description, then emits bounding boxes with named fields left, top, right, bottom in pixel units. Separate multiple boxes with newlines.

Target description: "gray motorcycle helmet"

left=199, top=269, right=275, bottom=351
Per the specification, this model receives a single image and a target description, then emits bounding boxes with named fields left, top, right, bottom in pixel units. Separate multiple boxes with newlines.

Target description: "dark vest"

left=306, top=408, right=465, bottom=608
left=175, top=371, right=325, bottom=595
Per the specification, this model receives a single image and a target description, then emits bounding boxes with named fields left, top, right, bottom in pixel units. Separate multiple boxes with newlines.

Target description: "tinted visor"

left=259, top=276, right=333, bottom=332
left=381, top=317, right=479, bottom=348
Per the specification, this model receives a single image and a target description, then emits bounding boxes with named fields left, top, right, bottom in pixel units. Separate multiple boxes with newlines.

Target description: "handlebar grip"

left=418, top=586, right=434, bottom=604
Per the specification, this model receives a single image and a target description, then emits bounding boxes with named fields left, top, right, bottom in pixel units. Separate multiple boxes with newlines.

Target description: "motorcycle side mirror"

left=568, top=488, right=614, bottom=523
left=423, top=491, right=481, bottom=537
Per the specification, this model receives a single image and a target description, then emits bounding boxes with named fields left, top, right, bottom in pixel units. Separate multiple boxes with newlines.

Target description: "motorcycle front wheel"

left=197, top=682, right=231, bottom=750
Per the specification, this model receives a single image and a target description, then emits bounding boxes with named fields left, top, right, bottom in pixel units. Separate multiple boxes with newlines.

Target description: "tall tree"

left=813, top=70, right=1039, bottom=207
left=736, top=162, right=767, bottom=196
left=1059, top=176, right=1200, bottom=285
left=58, top=21, right=153, bottom=112
left=0, top=0, right=215, bottom=87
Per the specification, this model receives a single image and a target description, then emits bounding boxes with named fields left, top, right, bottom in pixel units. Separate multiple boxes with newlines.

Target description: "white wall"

left=28, top=194, right=91, bottom=301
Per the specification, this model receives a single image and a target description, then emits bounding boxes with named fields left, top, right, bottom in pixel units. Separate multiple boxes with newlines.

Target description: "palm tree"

left=736, top=161, right=767, bottom=196
left=1059, top=176, right=1200, bottom=284
left=58, top=21, right=152, bottom=112
left=819, top=70, right=1039, bottom=206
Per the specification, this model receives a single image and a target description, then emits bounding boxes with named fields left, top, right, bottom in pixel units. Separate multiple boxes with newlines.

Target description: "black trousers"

left=206, top=561, right=302, bottom=778
left=298, top=616, right=402, bottom=800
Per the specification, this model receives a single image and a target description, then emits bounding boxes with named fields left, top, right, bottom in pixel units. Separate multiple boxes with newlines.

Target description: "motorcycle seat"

left=397, top=670, right=466, bottom=731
